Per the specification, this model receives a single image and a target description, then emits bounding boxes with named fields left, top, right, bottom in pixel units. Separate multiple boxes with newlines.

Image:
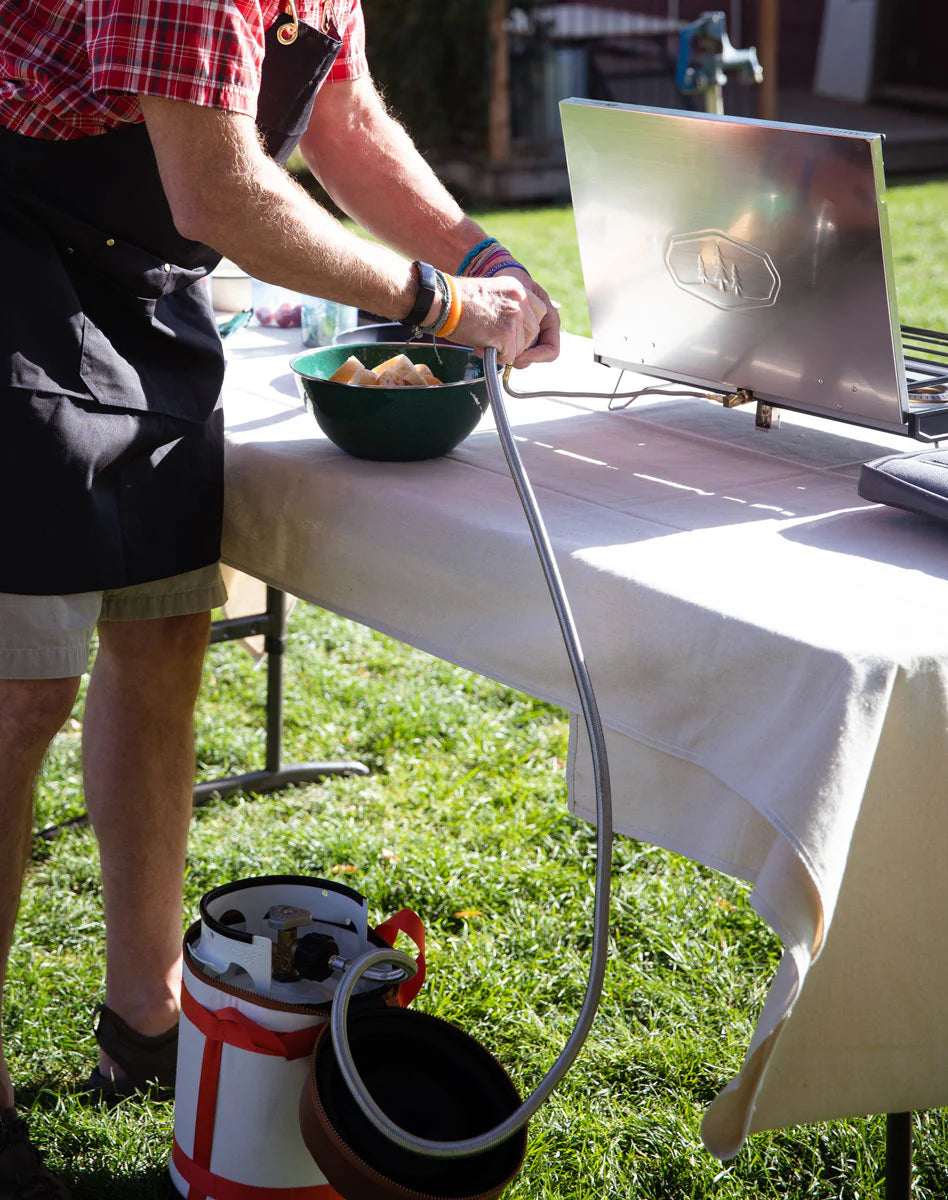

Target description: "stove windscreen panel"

left=561, top=99, right=908, bottom=435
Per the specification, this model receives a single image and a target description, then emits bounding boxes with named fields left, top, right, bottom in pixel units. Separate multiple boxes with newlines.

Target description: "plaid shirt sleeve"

left=86, top=0, right=366, bottom=118
left=327, top=0, right=367, bottom=84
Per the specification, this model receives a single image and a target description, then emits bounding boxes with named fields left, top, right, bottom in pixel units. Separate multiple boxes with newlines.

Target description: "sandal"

left=0, top=1108, right=72, bottom=1199
left=79, top=1003, right=178, bottom=1103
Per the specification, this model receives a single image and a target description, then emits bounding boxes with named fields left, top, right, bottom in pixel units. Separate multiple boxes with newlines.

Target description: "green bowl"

left=290, top=343, right=490, bottom=462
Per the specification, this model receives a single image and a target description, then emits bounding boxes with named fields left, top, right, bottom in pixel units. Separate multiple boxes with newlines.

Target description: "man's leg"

left=82, top=611, right=210, bottom=1081
left=0, top=678, right=82, bottom=1109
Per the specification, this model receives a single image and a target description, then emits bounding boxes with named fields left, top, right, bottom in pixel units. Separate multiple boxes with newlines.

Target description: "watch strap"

left=404, top=260, right=438, bottom=328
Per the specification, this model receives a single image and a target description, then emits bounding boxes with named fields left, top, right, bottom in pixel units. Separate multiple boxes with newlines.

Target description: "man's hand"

left=515, top=274, right=560, bottom=366
left=451, top=273, right=559, bottom=368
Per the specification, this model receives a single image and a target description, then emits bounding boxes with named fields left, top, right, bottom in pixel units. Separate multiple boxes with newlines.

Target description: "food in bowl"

left=330, top=353, right=442, bottom=387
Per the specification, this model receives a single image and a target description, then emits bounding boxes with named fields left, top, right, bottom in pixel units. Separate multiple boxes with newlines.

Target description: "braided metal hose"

left=329, top=346, right=614, bottom=1158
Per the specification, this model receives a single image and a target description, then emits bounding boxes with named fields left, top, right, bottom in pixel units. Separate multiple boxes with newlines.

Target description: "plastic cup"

left=301, top=299, right=359, bottom=348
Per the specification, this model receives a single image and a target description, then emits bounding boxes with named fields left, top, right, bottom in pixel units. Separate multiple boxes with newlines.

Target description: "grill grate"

left=902, top=324, right=948, bottom=392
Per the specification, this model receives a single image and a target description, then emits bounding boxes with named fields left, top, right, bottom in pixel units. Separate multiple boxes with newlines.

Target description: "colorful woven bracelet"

left=482, top=259, right=527, bottom=279
left=466, top=244, right=512, bottom=276
left=468, top=247, right=510, bottom=276
left=457, top=237, right=498, bottom=276
left=436, top=275, right=464, bottom=339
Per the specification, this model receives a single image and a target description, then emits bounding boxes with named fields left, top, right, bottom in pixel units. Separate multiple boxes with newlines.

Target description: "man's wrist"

left=403, top=260, right=439, bottom=327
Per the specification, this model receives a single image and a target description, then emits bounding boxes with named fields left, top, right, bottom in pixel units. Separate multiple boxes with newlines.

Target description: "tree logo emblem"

left=665, top=230, right=780, bottom=311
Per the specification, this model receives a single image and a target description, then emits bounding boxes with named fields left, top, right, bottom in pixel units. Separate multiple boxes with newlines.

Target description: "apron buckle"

left=321, top=0, right=340, bottom=39
left=277, top=0, right=299, bottom=44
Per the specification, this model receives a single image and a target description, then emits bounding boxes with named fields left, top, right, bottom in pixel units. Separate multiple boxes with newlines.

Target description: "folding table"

left=219, top=325, right=948, bottom=1196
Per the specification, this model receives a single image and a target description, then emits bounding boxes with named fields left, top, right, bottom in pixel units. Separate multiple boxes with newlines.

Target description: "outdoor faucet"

left=676, top=10, right=763, bottom=114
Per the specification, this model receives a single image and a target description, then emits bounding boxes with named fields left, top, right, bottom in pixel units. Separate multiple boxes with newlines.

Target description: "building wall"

left=874, top=0, right=948, bottom=105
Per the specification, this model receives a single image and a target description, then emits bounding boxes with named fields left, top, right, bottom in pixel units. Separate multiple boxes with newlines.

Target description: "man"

left=0, top=0, right=559, bottom=1194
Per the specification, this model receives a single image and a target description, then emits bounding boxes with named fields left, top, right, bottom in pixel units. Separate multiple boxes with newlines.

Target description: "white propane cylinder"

left=168, top=875, right=401, bottom=1200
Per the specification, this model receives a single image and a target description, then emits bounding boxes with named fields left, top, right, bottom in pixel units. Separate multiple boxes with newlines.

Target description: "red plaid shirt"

left=0, top=0, right=366, bottom=140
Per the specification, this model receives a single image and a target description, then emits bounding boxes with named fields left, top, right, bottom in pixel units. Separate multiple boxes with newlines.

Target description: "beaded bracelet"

left=435, top=274, right=464, bottom=340
left=457, top=237, right=498, bottom=277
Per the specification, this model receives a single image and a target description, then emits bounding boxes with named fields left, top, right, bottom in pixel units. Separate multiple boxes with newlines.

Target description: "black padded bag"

left=859, top=449, right=948, bottom=523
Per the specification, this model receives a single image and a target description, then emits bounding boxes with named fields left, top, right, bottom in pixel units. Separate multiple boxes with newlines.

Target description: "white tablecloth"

left=221, top=326, right=948, bottom=1159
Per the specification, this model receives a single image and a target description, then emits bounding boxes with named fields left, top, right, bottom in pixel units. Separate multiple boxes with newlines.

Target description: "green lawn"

left=14, top=178, right=948, bottom=1198
left=886, top=177, right=948, bottom=330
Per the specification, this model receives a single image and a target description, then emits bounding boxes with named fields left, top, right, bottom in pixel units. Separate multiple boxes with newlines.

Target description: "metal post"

left=488, top=0, right=511, bottom=165
left=264, top=584, right=286, bottom=775
left=757, top=0, right=779, bottom=119
left=705, top=84, right=724, bottom=114
left=885, top=1112, right=913, bottom=1200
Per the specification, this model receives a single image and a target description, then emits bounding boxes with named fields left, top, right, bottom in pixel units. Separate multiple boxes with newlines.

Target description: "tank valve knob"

left=267, top=904, right=313, bottom=981
left=293, top=931, right=341, bottom=981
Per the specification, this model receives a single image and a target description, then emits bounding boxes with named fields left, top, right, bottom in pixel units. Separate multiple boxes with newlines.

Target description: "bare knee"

left=95, top=612, right=211, bottom=693
left=0, top=676, right=81, bottom=754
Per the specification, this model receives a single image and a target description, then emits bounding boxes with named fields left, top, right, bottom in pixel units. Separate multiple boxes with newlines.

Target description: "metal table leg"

left=193, top=585, right=368, bottom=804
left=886, top=1112, right=913, bottom=1200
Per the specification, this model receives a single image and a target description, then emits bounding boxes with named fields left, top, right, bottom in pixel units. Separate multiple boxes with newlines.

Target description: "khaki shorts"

left=0, top=563, right=227, bottom=680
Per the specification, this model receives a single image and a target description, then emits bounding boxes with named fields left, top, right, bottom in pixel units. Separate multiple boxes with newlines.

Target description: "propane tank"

left=169, top=875, right=418, bottom=1200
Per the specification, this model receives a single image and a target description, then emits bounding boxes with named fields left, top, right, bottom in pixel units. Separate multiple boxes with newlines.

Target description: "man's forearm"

left=298, top=77, right=489, bottom=276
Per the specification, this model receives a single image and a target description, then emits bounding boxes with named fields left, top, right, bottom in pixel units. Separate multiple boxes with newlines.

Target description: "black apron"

left=0, top=11, right=340, bottom=594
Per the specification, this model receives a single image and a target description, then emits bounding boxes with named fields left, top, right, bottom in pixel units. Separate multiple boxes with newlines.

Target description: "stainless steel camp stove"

left=561, top=98, right=948, bottom=440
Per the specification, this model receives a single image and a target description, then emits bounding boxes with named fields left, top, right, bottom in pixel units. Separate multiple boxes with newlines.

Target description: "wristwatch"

left=403, top=260, right=438, bottom=328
